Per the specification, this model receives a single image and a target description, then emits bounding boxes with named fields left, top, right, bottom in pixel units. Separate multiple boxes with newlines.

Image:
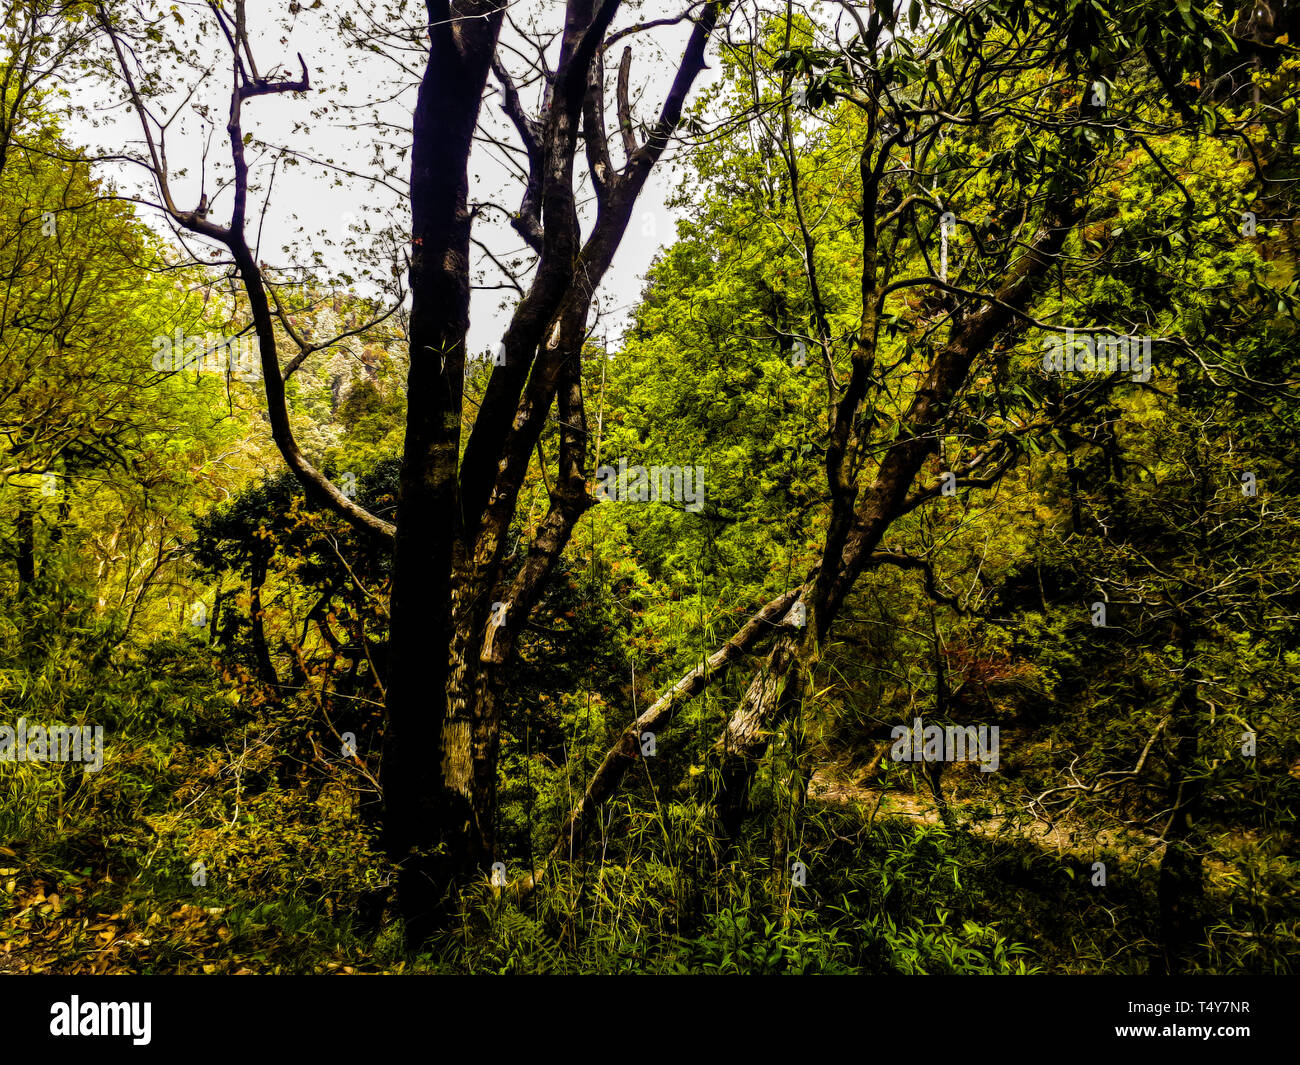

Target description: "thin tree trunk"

left=249, top=551, right=279, bottom=688
left=1155, top=622, right=1205, bottom=974
left=16, top=503, right=35, bottom=598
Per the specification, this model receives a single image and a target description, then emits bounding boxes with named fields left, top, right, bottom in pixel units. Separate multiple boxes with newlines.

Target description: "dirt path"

left=807, top=763, right=1169, bottom=865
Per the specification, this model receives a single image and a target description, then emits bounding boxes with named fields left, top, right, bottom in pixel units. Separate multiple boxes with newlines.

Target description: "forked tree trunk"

left=382, top=0, right=718, bottom=939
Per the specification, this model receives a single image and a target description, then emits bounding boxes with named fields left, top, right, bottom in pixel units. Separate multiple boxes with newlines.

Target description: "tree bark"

left=380, top=0, right=506, bottom=941
left=16, top=503, right=35, bottom=598
left=249, top=550, right=279, bottom=688
left=1154, top=620, right=1206, bottom=974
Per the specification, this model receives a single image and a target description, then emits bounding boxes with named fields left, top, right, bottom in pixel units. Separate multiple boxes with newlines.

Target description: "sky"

left=69, top=1, right=725, bottom=358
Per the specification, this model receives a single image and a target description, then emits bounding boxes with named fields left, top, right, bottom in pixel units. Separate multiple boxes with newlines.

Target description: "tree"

left=93, top=0, right=723, bottom=938
left=535, top=0, right=1292, bottom=900
left=1, top=18, right=249, bottom=626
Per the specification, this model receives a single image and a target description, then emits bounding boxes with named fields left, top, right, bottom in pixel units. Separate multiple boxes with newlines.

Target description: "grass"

left=1, top=626, right=1295, bottom=974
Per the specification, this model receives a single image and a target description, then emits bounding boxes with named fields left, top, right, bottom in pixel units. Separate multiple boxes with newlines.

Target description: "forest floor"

left=0, top=856, right=397, bottom=975
left=808, top=761, right=1147, bottom=855
left=0, top=750, right=1268, bottom=974
left=806, top=759, right=1241, bottom=877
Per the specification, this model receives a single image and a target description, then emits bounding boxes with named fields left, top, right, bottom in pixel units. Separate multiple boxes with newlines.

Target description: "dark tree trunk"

left=16, top=504, right=35, bottom=598
left=385, top=0, right=718, bottom=926
left=381, top=0, right=505, bottom=942
left=1154, top=622, right=1206, bottom=974
left=249, top=551, right=279, bottom=688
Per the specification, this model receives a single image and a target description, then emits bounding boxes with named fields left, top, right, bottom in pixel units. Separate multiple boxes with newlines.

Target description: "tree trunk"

left=1154, top=621, right=1205, bottom=974
left=249, top=551, right=279, bottom=688
left=381, top=0, right=504, bottom=942
left=521, top=589, right=800, bottom=886
left=714, top=633, right=803, bottom=842
left=710, top=197, right=1087, bottom=839
left=16, top=503, right=35, bottom=598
